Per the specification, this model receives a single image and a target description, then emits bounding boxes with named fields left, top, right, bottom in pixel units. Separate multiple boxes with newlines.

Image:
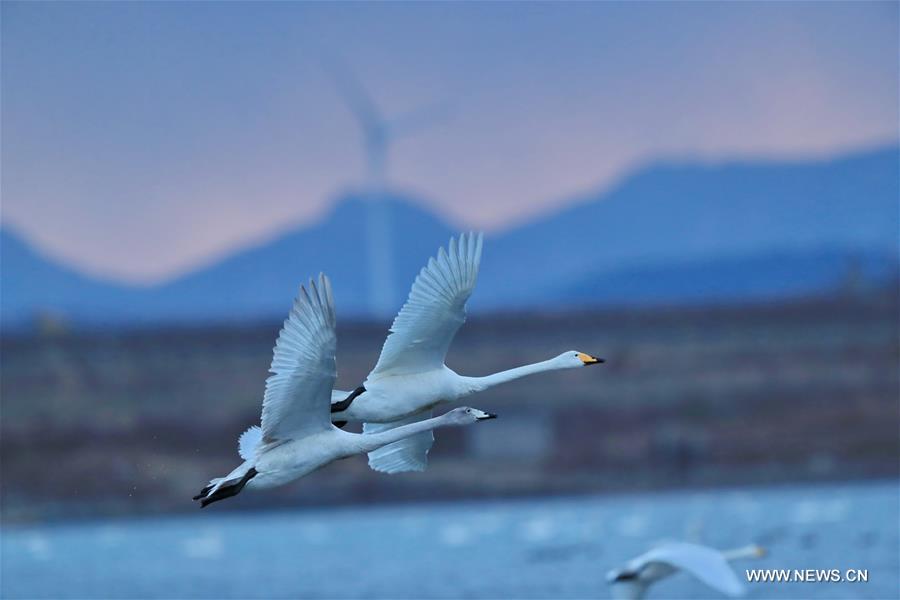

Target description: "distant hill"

left=556, top=248, right=898, bottom=307
left=2, top=146, right=897, bottom=327
left=0, top=228, right=139, bottom=326
left=140, top=192, right=455, bottom=323
left=2, top=194, right=455, bottom=327
left=474, top=146, right=899, bottom=309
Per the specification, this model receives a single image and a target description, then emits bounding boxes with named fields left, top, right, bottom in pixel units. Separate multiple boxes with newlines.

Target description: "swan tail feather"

left=238, top=426, right=262, bottom=460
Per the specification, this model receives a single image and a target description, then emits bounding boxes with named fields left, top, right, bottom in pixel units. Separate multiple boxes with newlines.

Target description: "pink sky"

left=2, top=2, right=897, bottom=284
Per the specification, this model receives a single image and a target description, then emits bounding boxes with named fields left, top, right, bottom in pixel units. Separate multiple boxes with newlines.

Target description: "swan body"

left=193, top=274, right=496, bottom=507
left=338, top=366, right=467, bottom=423
left=329, top=232, right=604, bottom=473
left=607, top=542, right=765, bottom=599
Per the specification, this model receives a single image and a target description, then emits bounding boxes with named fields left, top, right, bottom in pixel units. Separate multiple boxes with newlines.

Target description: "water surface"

left=3, top=481, right=897, bottom=599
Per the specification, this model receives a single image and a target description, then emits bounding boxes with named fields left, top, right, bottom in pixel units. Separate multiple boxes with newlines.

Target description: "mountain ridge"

left=2, top=145, right=897, bottom=326
left=474, top=145, right=898, bottom=308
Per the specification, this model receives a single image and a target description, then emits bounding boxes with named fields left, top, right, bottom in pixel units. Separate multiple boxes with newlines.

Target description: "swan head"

left=556, top=350, right=605, bottom=368
left=445, top=407, right=497, bottom=425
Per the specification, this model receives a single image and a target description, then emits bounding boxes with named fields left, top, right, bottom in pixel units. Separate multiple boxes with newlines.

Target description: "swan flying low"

left=329, top=232, right=604, bottom=474
left=607, top=541, right=766, bottom=599
left=192, top=274, right=496, bottom=507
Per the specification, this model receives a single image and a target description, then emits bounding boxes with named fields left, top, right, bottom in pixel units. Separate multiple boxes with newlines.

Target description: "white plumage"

left=237, top=426, right=261, bottom=461
left=193, top=274, right=497, bottom=507
left=370, top=232, right=482, bottom=378
left=329, top=232, right=604, bottom=474
left=607, top=541, right=766, bottom=600
left=260, top=275, right=337, bottom=443
left=362, top=410, right=434, bottom=473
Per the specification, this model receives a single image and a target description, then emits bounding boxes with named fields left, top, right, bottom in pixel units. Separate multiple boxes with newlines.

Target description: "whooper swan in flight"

left=329, top=232, right=604, bottom=474
left=607, top=541, right=766, bottom=599
left=192, top=274, right=497, bottom=507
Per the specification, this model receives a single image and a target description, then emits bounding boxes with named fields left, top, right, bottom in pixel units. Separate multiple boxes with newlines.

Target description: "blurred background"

left=1, top=2, right=898, bottom=599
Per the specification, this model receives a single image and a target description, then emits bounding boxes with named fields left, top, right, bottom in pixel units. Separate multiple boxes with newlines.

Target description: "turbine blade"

left=322, top=56, right=382, bottom=133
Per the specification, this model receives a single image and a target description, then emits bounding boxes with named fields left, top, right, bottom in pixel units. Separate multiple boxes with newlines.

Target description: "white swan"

left=192, top=274, right=496, bottom=508
left=607, top=542, right=766, bottom=599
left=329, top=231, right=604, bottom=474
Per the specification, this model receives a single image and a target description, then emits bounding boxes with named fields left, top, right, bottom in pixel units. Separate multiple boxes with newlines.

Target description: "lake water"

left=2, top=480, right=897, bottom=599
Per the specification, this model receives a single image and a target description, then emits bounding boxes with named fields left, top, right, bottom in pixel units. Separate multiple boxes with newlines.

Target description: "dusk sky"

left=2, top=2, right=897, bottom=284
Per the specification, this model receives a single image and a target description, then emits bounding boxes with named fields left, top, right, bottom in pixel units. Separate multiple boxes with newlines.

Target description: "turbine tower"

left=328, top=60, right=449, bottom=318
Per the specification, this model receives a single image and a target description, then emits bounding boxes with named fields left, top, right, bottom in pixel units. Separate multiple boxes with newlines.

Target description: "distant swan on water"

left=329, top=231, right=604, bottom=474
left=192, top=274, right=496, bottom=508
left=607, top=541, right=766, bottom=599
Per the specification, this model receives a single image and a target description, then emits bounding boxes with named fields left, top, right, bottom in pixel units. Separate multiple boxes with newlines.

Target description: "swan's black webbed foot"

left=192, top=484, right=213, bottom=501
left=197, top=468, right=258, bottom=508
left=331, top=385, right=366, bottom=413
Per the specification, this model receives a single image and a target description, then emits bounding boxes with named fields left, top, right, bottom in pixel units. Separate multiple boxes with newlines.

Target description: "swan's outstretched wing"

left=640, top=543, right=745, bottom=597
left=370, top=232, right=483, bottom=378
left=260, top=274, right=337, bottom=443
left=363, top=410, right=434, bottom=473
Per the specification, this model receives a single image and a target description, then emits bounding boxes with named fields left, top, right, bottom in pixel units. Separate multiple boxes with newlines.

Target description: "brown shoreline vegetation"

left=2, top=289, right=897, bottom=524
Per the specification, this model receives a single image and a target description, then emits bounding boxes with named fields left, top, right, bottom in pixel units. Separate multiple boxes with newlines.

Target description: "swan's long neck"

left=356, top=413, right=453, bottom=453
left=460, top=358, right=562, bottom=393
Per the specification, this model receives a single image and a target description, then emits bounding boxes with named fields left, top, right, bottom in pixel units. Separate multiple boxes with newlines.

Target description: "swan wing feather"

left=260, top=274, right=337, bottom=443
left=640, top=542, right=745, bottom=597
left=370, top=232, right=483, bottom=378
left=363, top=410, right=435, bottom=473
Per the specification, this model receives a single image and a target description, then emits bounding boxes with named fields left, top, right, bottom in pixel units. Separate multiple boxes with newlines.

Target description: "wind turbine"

left=327, top=59, right=451, bottom=317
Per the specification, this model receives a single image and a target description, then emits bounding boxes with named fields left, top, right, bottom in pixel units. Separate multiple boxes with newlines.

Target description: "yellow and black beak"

left=577, top=352, right=605, bottom=366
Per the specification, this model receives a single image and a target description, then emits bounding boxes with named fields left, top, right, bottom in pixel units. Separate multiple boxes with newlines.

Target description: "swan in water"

left=607, top=542, right=765, bottom=599
left=192, top=274, right=496, bottom=507
left=330, top=231, right=604, bottom=474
